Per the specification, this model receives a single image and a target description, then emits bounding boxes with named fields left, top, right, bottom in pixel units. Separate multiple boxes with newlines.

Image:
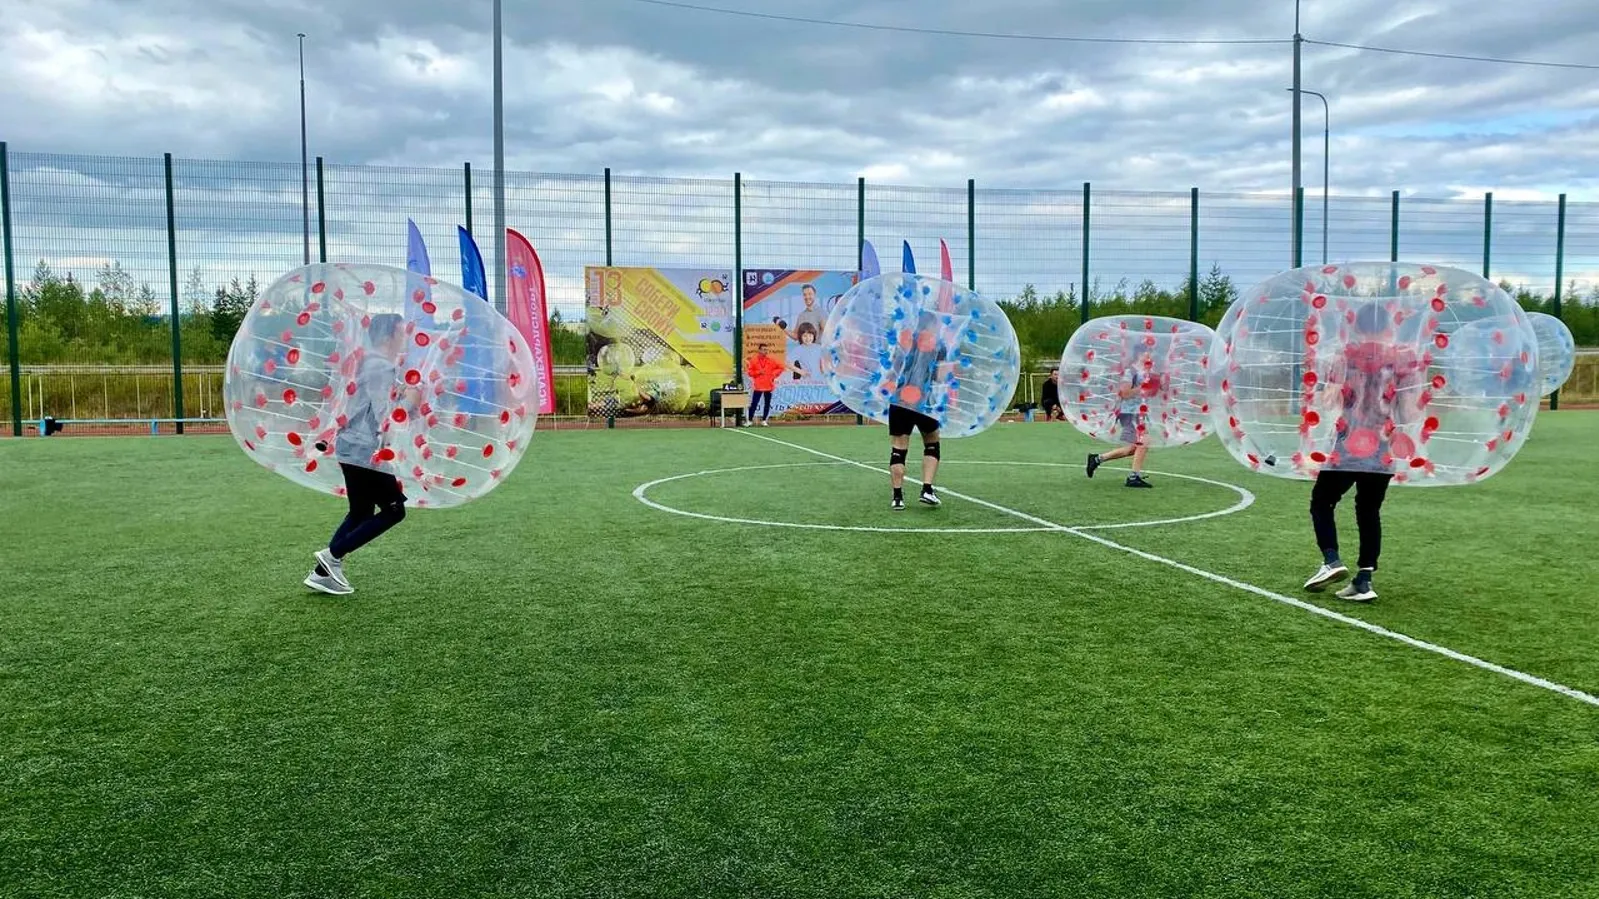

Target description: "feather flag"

left=902, top=240, right=916, bottom=274
left=452, top=226, right=497, bottom=415
left=458, top=226, right=488, bottom=300
left=936, top=238, right=956, bottom=312
left=506, top=228, right=556, bottom=415
left=404, top=219, right=435, bottom=331
left=860, top=239, right=881, bottom=280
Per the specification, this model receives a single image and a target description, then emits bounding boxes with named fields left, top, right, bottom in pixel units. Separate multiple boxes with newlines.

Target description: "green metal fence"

left=4, top=142, right=1599, bottom=436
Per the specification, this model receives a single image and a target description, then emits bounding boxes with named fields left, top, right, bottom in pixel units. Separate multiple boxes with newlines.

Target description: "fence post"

left=733, top=172, right=742, bottom=380
left=1552, top=193, right=1566, bottom=411
left=464, top=162, right=473, bottom=234
left=967, top=177, right=975, bottom=288
left=1189, top=187, right=1200, bottom=321
left=1080, top=181, right=1091, bottom=324
left=315, top=156, right=327, bottom=262
left=1482, top=191, right=1493, bottom=279
left=1293, top=187, right=1305, bottom=268
left=1390, top=190, right=1399, bottom=261
left=1, top=142, right=19, bottom=437
left=603, top=167, right=613, bottom=265
left=164, top=153, right=185, bottom=434
left=856, top=176, right=865, bottom=425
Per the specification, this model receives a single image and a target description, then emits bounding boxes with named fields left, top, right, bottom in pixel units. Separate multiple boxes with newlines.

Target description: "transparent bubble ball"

left=223, top=262, right=538, bottom=508
left=1061, top=315, right=1217, bottom=448
left=821, top=272, right=1020, bottom=438
left=1209, top=262, right=1539, bottom=486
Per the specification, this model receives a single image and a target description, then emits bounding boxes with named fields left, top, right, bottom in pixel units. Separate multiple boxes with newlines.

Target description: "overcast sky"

left=4, top=0, right=1598, bottom=315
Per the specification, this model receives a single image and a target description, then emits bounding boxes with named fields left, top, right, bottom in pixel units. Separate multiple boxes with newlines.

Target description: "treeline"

left=998, top=265, right=1599, bottom=367
left=1, top=260, right=587, bottom=366
left=4, top=259, right=1596, bottom=372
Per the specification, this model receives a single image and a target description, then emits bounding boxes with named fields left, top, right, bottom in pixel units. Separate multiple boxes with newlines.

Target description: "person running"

left=305, top=313, right=417, bottom=596
left=1086, top=358, right=1154, bottom=488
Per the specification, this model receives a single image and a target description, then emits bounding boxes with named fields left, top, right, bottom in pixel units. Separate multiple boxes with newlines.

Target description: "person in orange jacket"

left=744, top=343, right=794, bottom=426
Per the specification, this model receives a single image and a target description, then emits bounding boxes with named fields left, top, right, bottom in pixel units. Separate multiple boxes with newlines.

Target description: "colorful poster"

left=741, top=268, right=861, bottom=417
left=584, top=266, right=735, bottom=417
left=506, top=229, right=556, bottom=415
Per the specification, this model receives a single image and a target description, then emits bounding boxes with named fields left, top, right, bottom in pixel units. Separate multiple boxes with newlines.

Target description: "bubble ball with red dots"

left=821, top=272, right=1020, bottom=438
left=1209, top=261, right=1540, bottom=487
left=1060, top=315, right=1217, bottom=448
left=223, top=262, right=538, bottom=508
left=1527, top=311, right=1576, bottom=397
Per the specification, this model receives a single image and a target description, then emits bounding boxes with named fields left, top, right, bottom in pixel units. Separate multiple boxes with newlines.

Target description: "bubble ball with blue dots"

left=821, top=272, right=1021, bottom=438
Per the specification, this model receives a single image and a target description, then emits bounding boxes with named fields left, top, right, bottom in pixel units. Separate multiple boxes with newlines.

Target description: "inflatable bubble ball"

left=1210, top=262, right=1540, bottom=486
left=224, top=262, right=538, bottom=508
left=1060, top=315, right=1217, bottom=448
left=821, top=272, right=1020, bottom=438
left=1527, top=311, right=1576, bottom=397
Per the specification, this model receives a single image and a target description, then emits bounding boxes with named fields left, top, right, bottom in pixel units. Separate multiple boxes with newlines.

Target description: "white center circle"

left=633, top=460, right=1255, bottom=534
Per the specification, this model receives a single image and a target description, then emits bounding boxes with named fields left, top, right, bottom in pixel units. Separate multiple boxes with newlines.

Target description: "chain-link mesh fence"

left=3, top=146, right=1598, bottom=437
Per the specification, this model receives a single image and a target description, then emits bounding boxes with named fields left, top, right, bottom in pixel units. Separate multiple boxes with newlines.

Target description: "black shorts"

left=888, top=404, right=939, bottom=437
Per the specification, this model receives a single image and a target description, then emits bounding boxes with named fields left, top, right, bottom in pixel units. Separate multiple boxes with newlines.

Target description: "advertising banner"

left=585, top=266, right=735, bottom=416
left=741, top=268, right=860, bottom=416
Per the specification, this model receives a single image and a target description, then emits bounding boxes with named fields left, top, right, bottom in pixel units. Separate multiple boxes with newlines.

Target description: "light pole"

left=1290, top=0, right=1302, bottom=265
left=1288, top=87, right=1329, bottom=264
left=491, top=0, right=507, bottom=314
left=298, top=33, right=310, bottom=265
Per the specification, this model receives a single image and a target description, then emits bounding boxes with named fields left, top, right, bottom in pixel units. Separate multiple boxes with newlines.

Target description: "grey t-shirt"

left=336, top=355, right=398, bottom=466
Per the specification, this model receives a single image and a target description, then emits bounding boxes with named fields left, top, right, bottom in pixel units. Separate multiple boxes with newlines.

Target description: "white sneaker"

left=919, top=488, right=941, bottom=506
left=304, top=569, right=353, bottom=595
left=1304, top=562, right=1348, bottom=592
left=761, top=419, right=770, bottom=426
left=314, top=549, right=350, bottom=590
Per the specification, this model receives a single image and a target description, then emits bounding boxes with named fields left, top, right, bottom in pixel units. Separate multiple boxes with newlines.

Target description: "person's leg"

left=329, top=471, right=375, bottom=552
left=1337, top=473, right=1393, bottom=601
left=1098, top=444, right=1135, bottom=462
left=1090, top=414, right=1135, bottom=478
left=329, top=468, right=408, bottom=559
left=1305, top=471, right=1355, bottom=590
left=918, top=422, right=941, bottom=505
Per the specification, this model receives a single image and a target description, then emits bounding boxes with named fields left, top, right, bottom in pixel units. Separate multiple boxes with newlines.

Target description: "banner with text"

left=585, top=266, right=735, bottom=417
left=741, top=268, right=860, bottom=416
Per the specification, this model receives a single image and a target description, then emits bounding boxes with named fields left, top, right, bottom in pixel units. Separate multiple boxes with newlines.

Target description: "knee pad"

left=890, top=447, right=909, bottom=467
left=381, top=498, right=407, bottom=523
left=923, top=442, right=940, bottom=460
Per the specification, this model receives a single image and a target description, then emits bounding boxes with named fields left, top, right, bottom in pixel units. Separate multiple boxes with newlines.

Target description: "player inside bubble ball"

left=887, top=325, right=953, bottom=511
left=1302, top=302, right=1426, bottom=602
left=305, top=313, right=421, bottom=596
left=1085, top=352, right=1158, bottom=488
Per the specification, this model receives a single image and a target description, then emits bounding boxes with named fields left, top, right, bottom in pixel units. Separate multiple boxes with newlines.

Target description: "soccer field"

left=3, top=416, right=1598, bottom=898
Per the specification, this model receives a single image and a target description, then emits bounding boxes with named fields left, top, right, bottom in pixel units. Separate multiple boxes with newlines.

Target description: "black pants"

left=750, top=391, right=773, bottom=419
left=1310, top=470, right=1393, bottom=570
left=330, top=463, right=407, bottom=559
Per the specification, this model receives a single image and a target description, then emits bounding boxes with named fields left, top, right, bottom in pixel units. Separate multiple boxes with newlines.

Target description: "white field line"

left=728, top=427, right=1599, bottom=710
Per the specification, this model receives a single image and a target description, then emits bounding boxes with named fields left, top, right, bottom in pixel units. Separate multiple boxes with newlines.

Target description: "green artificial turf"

left=2, top=415, right=1598, bottom=898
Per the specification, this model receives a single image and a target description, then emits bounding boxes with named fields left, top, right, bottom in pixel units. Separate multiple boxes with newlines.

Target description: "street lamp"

left=298, top=33, right=310, bottom=265
left=1291, top=0, right=1302, bottom=264
left=1287, top=87, right=1329, bottom=264
left=491, top=0, right=506, bottom=314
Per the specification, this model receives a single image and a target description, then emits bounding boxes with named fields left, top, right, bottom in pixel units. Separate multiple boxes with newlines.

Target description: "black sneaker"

left=892, top=495, right=905, bottom=511
left=919, top=487, right=941, bottom=506
left=1125, top=474, right=1152, bottom=488
left=1086, top=453, right=1101, bottom=478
